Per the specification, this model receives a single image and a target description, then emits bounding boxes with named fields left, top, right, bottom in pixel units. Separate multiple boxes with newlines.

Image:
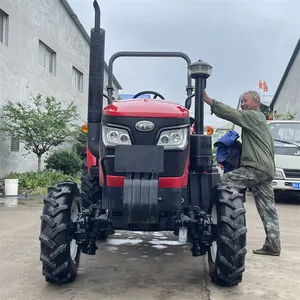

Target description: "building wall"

left=272, top=50, right=300, bottom=120
left=0, top=0, right=120, bottom=177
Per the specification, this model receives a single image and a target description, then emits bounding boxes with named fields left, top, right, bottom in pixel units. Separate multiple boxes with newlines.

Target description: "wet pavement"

left=0, top=197, right=209, bottom=300
left=0, top=193, right=300, bottom=300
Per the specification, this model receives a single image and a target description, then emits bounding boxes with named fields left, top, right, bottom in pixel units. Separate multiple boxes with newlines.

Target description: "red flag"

left=258, top=80, right=263, bottom=89
left=263, top=81, right=268, bottom=92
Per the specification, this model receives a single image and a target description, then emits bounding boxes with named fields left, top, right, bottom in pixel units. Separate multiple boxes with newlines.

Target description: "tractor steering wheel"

left=132, top=90, right=165, bottom=100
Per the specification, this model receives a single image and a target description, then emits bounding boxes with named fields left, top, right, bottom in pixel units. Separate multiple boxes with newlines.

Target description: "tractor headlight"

left=102, top=126, right=132, bottom=146
left=157, top=127, right=188, bottom=150
left=274, top=168, right=284, bottom=180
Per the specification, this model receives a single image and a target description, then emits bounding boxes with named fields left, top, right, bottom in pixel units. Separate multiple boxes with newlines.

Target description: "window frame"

left=72, top=66, right=83, bottom=92
left=38, top=40, right=56, bottom=75
left=10, top=136, right=20, bottom=152
left=0, top=9, right=9, bottom=46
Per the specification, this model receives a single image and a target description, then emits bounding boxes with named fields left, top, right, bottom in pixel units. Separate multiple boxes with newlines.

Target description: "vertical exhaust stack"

left=87, top=0, right=105, bottom=158
left=187, top=60, right=213, bottom=173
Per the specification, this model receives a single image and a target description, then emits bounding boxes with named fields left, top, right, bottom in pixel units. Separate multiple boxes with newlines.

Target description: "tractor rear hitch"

left=176, top=206, right=214, bottom=257
left=75, top=204, right=112, bottom=255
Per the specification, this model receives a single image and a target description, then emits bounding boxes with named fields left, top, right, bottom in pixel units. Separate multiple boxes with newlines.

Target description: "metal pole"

left=194, top=77, right=205, bottom=134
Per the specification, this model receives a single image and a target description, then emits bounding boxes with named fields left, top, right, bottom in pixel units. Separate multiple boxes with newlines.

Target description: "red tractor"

left=39, top=0, right=246, bottom=287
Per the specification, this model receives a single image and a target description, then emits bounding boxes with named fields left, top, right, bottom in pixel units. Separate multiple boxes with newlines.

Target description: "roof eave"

left=270, top=38, right=300, bottom=110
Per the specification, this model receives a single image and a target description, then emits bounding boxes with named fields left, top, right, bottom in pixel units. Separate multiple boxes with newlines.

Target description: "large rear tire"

left=80, top=160, right=102, bottom=209
left=39, top=181, right=81, bottom=284
left=208, top=186, right=247, bottom=287
left=80, top=160, right=108, bottom=240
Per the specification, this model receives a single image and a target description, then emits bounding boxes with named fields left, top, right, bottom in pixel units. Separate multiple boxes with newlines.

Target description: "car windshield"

left=269, top=122, right=300, bottom=144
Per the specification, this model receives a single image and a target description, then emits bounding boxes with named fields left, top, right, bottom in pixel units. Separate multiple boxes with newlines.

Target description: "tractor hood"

left=103, top=98, right=189, bottom=118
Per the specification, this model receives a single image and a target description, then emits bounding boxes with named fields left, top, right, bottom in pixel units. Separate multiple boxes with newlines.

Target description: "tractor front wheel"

left=208, top=186, right=247, bottom=287
left=39, top=181, right=81, bottom=284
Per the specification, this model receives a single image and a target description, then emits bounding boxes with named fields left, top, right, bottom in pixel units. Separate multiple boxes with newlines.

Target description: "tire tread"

left=209, top=187, right=247, bottom=287
left=40, top=182, right=80, bottom=285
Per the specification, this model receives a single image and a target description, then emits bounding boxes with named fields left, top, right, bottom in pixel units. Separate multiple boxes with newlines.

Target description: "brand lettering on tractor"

left=135, top=120, right=155, bottom=132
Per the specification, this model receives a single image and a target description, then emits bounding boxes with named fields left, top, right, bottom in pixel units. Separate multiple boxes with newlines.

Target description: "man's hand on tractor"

left=203, top=90, right=214, bottom=106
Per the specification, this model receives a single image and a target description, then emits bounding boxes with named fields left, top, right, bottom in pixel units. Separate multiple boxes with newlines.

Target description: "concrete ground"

left=208, top=192, right=300, bottom=300
left=0, top=193, right=299, bottom=300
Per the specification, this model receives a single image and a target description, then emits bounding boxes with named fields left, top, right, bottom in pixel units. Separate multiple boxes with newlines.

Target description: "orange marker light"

left=81, top=123, right=88, bottom=133
left=204, top=125, right=214, bottom=135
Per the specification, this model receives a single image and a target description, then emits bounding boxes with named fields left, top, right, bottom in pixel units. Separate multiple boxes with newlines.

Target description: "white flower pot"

left=4, top=179, right=19, bottom=196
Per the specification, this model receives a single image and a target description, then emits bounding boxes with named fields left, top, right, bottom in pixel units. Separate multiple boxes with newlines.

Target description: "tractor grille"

left=283, top=169, right=300, bottom=179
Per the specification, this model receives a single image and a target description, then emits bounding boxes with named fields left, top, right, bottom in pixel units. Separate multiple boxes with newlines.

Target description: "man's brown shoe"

left=253, top=247, right=280, bottom=256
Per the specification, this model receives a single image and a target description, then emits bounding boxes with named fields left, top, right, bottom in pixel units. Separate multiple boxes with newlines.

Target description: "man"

left=203, top=90, right=281, bottom=256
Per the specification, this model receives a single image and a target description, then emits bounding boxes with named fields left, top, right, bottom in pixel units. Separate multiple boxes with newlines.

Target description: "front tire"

left=208, top=186, right=247, bottom=287
left=39, top=181, right=81, bottom=284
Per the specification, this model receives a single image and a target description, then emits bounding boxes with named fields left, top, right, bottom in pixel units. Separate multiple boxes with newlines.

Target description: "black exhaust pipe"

left=87, top=0, right=105, bottom=158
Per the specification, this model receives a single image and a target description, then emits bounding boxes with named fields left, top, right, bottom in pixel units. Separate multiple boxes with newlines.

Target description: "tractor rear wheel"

left=80, top=160, right=108, bottom=240
left=80, top=159, right=102, bottom=209
left=208, top=186, right=247, bottom=287
left=39, top=181, right=81, bottom=284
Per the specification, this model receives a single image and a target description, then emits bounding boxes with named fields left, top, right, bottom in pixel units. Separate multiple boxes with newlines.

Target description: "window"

left=270, top=122, right=300, bottom=156
left=10, top=136, right=19, bottom=152
left=269, top=122, right=300, bottom=143
left=0, top=9, right=9, bottom=46
left=72, top=66, right=83, bottom=91
left=38, top=40, right=56, bottom=74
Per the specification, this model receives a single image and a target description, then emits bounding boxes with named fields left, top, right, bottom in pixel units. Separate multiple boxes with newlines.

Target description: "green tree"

left=274, top=112, right=297, bottom=120
left=73, top=128, right=87, bottom=161
left=0, top=94, right=79, bottom=171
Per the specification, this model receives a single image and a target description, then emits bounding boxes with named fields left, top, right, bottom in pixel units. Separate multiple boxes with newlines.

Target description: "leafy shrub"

left=274, top=112, right=297, bottom=120
left=73, top=130, right=87, bottom=160
left=4, top=171, right=76, bottom=190
left=45, top=150, right=81, bottom=175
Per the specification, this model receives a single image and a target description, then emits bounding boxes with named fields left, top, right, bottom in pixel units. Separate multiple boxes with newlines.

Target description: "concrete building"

left=270, top=39, right=300, bottom=120
left=0, top=0, right=122, bottom=177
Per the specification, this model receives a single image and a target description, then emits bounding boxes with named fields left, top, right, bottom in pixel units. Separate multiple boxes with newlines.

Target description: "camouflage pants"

left=221, top=166, right=281, bottom=253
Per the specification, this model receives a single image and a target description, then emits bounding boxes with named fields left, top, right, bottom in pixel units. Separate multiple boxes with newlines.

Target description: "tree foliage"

left=73, top=129, right=87, bottom=161
left=45, top=150, right=82, bottom=176
left=0, top=94, right=79, bottom=171
left=274, top=112, right=297, bottom=120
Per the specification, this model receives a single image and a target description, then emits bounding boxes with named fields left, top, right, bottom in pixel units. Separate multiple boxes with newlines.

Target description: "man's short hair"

left=243, top=90, right=261, bottom=104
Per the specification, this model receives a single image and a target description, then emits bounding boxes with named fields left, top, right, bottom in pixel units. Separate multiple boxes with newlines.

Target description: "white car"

left=233, top=120, right=300, bottom=198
